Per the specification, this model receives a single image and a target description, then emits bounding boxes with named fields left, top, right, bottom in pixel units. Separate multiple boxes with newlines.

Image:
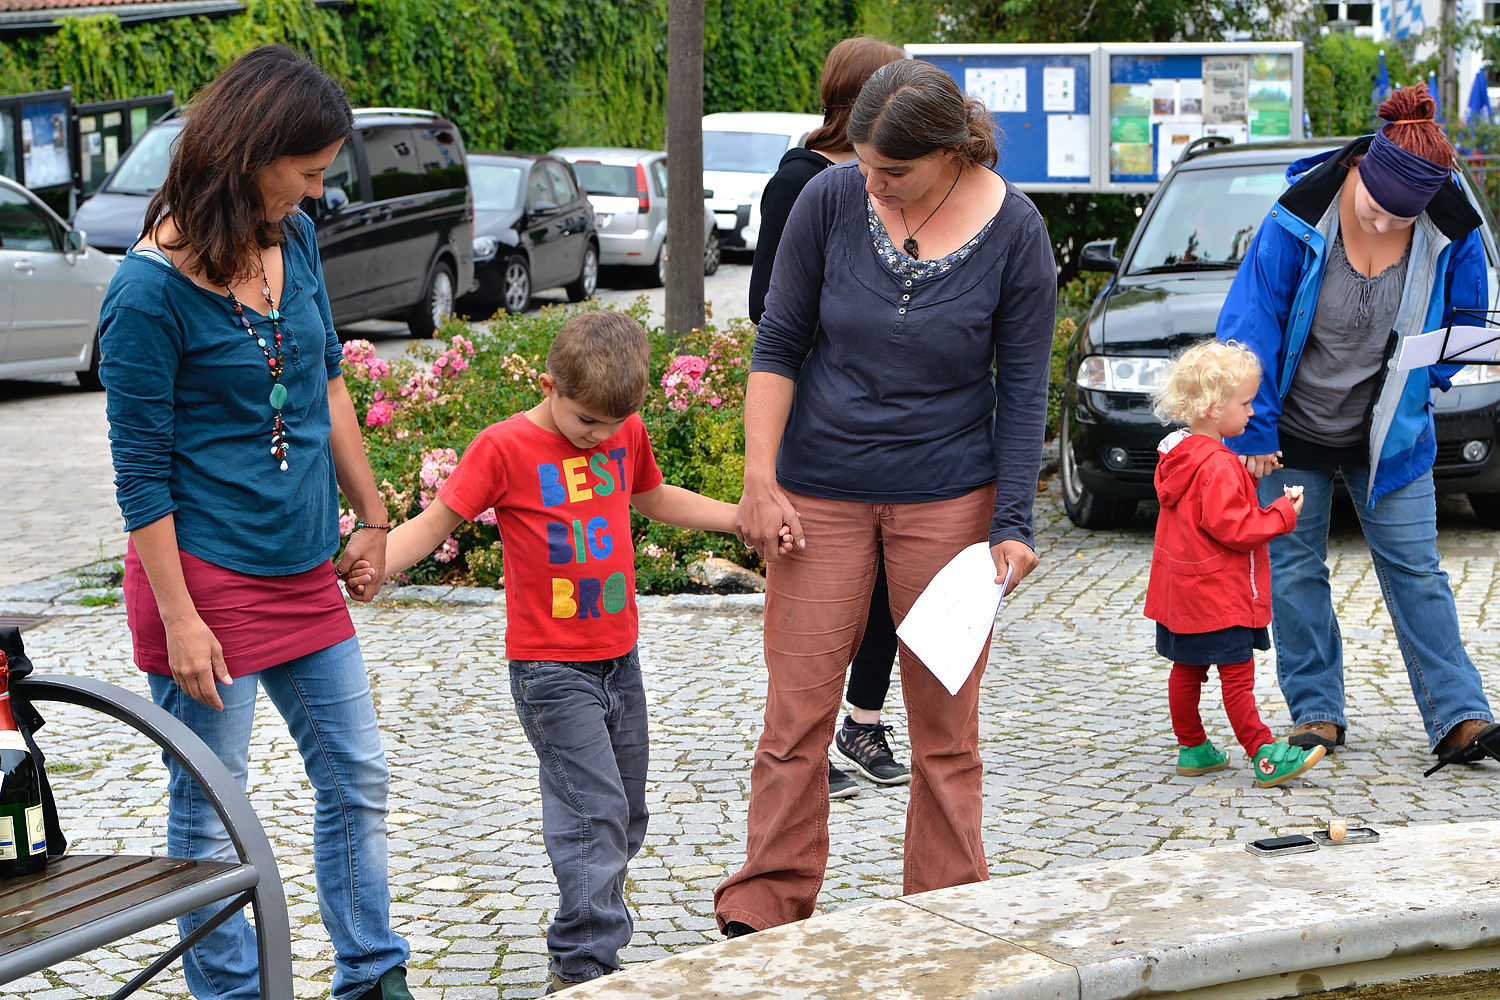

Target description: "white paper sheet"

left=896, top=544, right=1012, bottom=696
left=1395, top=325, right=1500, bottom=369
left=1043, top=66, right=1076, bottom=112
left=1047, top=114, right=1091, bottom=177
left=966, top=67, right=1027, bottom=114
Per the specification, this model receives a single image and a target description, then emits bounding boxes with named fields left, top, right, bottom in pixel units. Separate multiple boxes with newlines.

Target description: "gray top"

left=1279, top=228, right=1409, bottom=447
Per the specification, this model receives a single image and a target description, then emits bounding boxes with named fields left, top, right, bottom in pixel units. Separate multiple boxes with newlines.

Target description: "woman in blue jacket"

left=1217, top=85, right=1500, bottom=775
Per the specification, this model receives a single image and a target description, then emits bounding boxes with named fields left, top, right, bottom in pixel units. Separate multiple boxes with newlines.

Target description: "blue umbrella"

left=1429, top=71, right=1442, bottom=123
left=1467, top=66, right=1492, bottom=123
left=1372, top=50, right=1392, bottom=122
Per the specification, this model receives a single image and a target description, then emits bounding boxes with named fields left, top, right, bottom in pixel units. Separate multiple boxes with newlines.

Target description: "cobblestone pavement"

left=6, top=479, right=1500, bottom=999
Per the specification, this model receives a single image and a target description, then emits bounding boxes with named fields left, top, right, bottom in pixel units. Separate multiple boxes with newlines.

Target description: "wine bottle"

left=0, top=651, right=46, bottom=878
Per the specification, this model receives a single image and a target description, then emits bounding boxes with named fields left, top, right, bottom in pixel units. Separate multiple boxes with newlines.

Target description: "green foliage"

left=1303, top=33, right=1413, bottom=137
left=944, top=0, right=1301, bottom=44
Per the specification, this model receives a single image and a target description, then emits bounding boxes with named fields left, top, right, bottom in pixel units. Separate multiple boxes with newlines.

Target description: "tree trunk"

left=666, top=0, right=706, bottom=338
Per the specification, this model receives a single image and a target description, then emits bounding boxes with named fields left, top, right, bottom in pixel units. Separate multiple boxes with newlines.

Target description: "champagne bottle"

left=0, top=651, right=46, bottom=878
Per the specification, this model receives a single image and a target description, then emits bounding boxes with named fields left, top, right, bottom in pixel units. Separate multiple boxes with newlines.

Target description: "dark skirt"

left=1156, top=624, right=1270, bottom=666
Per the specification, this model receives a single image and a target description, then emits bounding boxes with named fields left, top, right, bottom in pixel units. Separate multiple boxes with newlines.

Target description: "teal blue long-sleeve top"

left=99, top=211, right=345, bottom=576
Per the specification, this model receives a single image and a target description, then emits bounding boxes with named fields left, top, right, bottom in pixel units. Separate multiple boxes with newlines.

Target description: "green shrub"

left=340, top=302, right=755, bottom=593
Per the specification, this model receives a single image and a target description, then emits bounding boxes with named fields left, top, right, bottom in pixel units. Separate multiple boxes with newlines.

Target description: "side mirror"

left=702, top=188, right=714, bottom=199
left=530, top=200, right=560, bottom=216
left=1080, top=239, right=1121, bottom=274
left=65, top=229, right=87, bottom=254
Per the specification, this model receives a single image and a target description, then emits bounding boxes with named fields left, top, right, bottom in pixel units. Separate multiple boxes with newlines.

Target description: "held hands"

left=1241, top=452, right=1283, bottom=479
left=335, top=526, right=388, bottom=601
left=991, top=539, right=1038, bottom=596
left=736, top=480, right=805, bottom=561
left=164, top=612, right=231, bottom=710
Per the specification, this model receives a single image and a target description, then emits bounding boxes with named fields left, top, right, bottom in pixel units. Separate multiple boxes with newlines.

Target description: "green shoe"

left=1176, top=740, right=1230, bottom=776
left=1252, top=741, right=1326, bottom=788
left=357, top=967, right=414, bottom=1000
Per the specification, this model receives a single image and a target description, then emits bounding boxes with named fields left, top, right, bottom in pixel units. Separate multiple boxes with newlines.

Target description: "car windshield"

left=570, top=162, right=635, bottom=197
left=1127, top=163, right=1291, bottom=274
left=103, top=124, right=180, bottom=196
left=703, top=131, right=789, bottom=173
left=472, top=163, right=524, bottom=211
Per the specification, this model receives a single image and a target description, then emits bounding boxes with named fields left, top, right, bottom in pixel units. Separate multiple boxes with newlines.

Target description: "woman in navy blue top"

left=715, top=60, right=1057, bottom=935
left=99, top=47, right=413, bottom=1000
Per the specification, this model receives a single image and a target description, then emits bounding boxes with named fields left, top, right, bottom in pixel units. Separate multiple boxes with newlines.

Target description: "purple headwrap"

left=1358, top=124, right=1451, bottom=218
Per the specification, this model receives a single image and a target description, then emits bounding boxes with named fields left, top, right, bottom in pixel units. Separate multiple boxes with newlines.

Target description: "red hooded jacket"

left=1144, top=430, right=1297, bottom=634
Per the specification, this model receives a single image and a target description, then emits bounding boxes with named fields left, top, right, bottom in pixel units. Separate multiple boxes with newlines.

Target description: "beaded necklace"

left=226, top=256, right=290, bottom=471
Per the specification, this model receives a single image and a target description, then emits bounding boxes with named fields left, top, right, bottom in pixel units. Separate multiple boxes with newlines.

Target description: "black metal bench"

left=0, top=673, right=291, bottom=999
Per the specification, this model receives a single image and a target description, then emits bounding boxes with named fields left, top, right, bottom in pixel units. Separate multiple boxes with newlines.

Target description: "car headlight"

left=1075, top=355, right=1173, bottom=393
left=473, top=235, right=498, bottom=261
left=1449, top=364, right=1500, bottom=385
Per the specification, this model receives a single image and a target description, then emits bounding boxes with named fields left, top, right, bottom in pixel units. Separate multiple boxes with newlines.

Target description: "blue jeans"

left=148, top=636, right=408, bottom=1000
left=1257, top=466, right=1492, bottom=750
left=509, top=648, right=649, bottom=982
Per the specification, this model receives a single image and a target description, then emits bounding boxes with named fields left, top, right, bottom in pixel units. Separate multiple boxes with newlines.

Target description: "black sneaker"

left=835, top=717, right=911, bottom=785
left=828, top=762, right=859, bottom=799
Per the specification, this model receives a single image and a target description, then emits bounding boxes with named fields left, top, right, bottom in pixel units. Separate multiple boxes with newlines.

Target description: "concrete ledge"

left=564, top=821, right=1500, bottom=999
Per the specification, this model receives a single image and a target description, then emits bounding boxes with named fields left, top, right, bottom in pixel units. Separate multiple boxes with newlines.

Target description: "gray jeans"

left=508, top=647, right=649, bottom=981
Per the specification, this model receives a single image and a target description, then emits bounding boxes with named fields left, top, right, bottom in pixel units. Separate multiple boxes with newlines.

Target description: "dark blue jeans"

left=509, top=647, right=649, bottom=981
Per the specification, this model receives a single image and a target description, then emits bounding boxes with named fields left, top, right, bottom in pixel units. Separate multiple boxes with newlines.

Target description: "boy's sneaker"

left=1251, top=741, right=1327, bottom=788
left=1175, top=740, right=1229, bottom=776
left=834, top=717, right=911, bottom=785
left=828, top=763, right=859, bottom=799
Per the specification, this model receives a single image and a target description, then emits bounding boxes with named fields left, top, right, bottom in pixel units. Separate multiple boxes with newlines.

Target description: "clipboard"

left=1394, top=307, right=1500, bottom=370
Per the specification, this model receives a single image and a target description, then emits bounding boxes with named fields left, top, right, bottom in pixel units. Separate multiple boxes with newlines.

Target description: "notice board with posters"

left=906, top=44, right=1100, bottom=192
left=1102, top=42, right=1303, bottom=192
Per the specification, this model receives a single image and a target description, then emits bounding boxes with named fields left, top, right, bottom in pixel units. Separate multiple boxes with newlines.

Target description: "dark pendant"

left=902, top=236, right=919, bottom=259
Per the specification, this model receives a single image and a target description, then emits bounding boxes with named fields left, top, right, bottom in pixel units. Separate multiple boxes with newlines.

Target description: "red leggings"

left=1168, top=659, right=1273, bottom=756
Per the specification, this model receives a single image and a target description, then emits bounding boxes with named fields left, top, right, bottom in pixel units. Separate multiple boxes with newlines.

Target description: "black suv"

left=1060, top=137, right=1500, bottom=529
left=72, top=107, right=474, bottom=337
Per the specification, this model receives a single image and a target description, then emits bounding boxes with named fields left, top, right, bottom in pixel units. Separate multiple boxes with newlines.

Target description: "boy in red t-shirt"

left=367, top=311, right=780, bottom=992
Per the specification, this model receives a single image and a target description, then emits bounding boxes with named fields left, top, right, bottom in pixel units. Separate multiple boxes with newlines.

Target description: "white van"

left=701, top=112, right=823, bottom=251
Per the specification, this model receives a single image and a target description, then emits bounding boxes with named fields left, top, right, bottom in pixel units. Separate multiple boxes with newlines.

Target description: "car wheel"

left=566, top=243, right=599, bottom=302
left=703, top=228, right=721, bottom=276
left=75, top=333, right=104, bottom=391
left=1469, top=493, right=1500, bottom=527
left=501, top=255, right=532, bottom=314
left=1059, top=407, right=1136, bottom=529
left=647, top=246, right=667, bottom=288
left=408, top=259, right=455, bottom=338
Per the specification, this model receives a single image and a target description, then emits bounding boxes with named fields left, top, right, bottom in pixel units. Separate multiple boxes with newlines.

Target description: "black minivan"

left=72, top=107, right=474, bottom=337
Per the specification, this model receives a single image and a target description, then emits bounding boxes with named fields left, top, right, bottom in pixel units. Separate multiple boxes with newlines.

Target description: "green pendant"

left=269, top=383, right=288, bottom=409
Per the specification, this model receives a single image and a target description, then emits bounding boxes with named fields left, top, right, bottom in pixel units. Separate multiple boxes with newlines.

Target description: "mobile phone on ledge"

left=1245, top=834, right=1319, bottom=857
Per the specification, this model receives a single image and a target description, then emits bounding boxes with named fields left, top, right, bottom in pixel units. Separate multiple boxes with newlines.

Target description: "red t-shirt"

left=439, top=412, right=663, bottom=661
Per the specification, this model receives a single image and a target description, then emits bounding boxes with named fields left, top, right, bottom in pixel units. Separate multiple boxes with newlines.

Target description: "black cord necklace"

left=226, top=255, right=290, bottom=471
left=898, top=166, right=963, bottom=259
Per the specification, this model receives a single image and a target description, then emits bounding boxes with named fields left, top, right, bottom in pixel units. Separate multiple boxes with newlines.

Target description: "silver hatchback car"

left=549, top=147, right=720, bottom=285
left=0, top=175, right=118, bottom=388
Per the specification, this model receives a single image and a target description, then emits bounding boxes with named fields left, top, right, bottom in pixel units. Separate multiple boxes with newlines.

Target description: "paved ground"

left=5, top=477, right=1500, bottom=999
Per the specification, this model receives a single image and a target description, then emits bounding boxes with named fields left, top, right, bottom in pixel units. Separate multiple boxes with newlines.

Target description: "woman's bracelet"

left=354, top=520, right=392, bottom=532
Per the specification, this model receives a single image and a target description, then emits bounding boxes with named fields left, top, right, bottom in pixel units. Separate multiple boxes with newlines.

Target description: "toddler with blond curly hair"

left=1144, top=340, right=1325, bottom=788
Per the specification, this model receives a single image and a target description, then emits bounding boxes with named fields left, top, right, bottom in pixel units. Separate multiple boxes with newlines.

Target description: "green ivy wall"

left=0, top=0, right=941, bottom=153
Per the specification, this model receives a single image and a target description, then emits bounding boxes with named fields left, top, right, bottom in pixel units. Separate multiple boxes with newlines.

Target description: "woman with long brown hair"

left=748, top=35, right=909, bottom=801
left=1218, top=83, right=1500, bottom=775
left=99, top=46, right=412, bottom=999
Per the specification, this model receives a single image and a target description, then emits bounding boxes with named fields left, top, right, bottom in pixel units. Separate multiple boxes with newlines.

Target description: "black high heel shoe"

left=1424, top=721, right=1500, bottom=777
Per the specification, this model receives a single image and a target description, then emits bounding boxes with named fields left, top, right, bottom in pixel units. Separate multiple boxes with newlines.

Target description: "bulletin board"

left=906, top=44, right=1100, bottom=193
left=1102, top=42, right=1303, bottom=193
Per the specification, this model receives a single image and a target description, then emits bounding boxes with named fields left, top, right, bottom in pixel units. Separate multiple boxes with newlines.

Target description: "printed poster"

left=966, top=66, right=1027, bottom=114
left=1202, top=56, right=1248, bottom=124
left=1248, top=53, right=1294, bottom=140
left=1157, top=121, right=1203, bottom=176
left=1110, top=83, right=1152, bottom=176
left=1047, top=114, right=1090, bottom=177
left=1043, top=66, right=1076, bottom=113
